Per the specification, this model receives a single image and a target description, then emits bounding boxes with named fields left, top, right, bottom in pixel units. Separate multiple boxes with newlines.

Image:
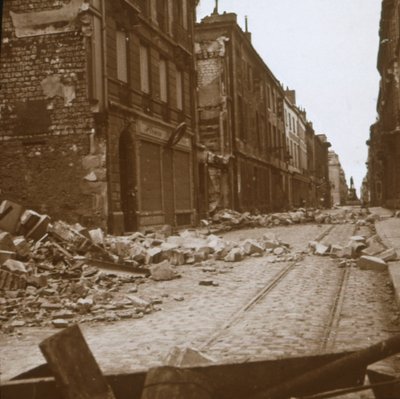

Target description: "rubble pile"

left=309, top=233, right=397, bottom=272
left=206, top=208, right=381, bottom=232
left=0, top=200, right=296, bottom=332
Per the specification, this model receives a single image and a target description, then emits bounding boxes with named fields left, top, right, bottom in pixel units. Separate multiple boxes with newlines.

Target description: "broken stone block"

left=26, top=274, right=48, bottom=288
left=0, top=232, right=17, bottom=252
left=315, top=243, right=330, bottom=256
left=89, top=228, right=104, bottom=245
left=13, top=236, right=31, bottom=258
left=19, top=210, right=40, bottom=235
left=52, top=319, right=69, bottom=328
left=0, top=269, right=27, bottom=290
left=242, top=239, right=264, bottom=255
left=0, top=200, right=25, bottom=234
left=146, top=247, right=164, bottom=265
left=336, top=245, right=354, bottom=259
left=1, top=259, right=27, bottom=275
left=314, top=214, right=326, bottom=224
left=150, top=261, right=179, bottom=281
left=330, top=245, right=344, bottom=258
left=77, top=297, right=93, bottom=314
left=357, top=256, right=387, bottom=272
left=10, top=320, right=26, bottom=328
left=224, top=248, right=244, bottom=262
left=193, top=249, right=209, bottom=263
left=362, top=235, right=386, bottom=256
left=168, top=250, right=186, bottom=266
left=273, top=247, right=285, bottom=256
left=379, top=248, right=398, bottom=262
left=308, top=241, right=318, bottom=251
left=349, top=241, right=367, bottom=257
left=0, top=250, right=16, bottom=264
left=126, top=295, right=151, bottom=310
left=25, top=214, right=50, bottom=241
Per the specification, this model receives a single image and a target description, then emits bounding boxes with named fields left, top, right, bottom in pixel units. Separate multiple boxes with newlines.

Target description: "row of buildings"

left=366, top=0, right=400, bottom=208
left=0, top=0, right=345, bottom=233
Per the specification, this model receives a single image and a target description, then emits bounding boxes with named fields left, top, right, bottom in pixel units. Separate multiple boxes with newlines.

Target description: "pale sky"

left=197, top=0, right=382, bottom=193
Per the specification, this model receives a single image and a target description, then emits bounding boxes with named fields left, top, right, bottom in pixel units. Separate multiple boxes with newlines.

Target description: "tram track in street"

left=319, top=224, right=361, bottom=352
left=200, top=224, right=338, bottom=351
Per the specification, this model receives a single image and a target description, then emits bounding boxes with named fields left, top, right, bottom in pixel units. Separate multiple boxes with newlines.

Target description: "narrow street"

left=1, top=214, right=399, bottom=385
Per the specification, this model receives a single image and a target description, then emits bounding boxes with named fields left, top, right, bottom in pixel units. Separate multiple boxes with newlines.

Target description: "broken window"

left=116, top=30, right=129, bottom=83
left=140, top=45, right=150, bottom=93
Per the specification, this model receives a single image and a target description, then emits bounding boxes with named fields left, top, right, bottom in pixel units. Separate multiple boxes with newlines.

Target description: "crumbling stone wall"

left=0, top=0, right=107, bottom=228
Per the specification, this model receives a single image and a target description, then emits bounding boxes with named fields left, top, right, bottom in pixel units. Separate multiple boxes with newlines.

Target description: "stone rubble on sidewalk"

left=0, top=200, right=296, bottom=333
left=206, top=207, right=381, bottom=232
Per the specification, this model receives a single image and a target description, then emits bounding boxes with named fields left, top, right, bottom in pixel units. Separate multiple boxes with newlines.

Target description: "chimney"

left=245, top=16, right=252, bottom=42
left=285, top=89, right=296, bottom=105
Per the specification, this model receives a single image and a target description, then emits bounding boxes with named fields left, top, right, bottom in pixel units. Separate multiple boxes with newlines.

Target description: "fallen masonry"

left=0, top=200, right=295, bottom=333
left=206, top=207, right=381, bottom=232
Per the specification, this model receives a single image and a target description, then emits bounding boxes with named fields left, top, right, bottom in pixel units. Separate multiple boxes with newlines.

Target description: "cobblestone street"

left=1, top=220, right=399, bottom=388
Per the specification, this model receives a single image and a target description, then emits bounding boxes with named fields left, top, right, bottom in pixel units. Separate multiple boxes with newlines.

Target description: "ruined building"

left=195, top=12, right=289, bottom=213
left=328, top=151, right=348, bottom=206
left=367, top=0, right=400, bottom=208
left=0, top=0, right=199, bottom=232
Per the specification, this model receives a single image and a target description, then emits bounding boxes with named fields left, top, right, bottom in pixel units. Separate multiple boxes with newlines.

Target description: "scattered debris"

left=207, top=207, right=380, bottom=232
left=357, top=256, right=388, bottom=272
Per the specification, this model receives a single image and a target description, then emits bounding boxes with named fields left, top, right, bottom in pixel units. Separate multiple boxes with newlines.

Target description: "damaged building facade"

left=195, top=12, right=289, bottom=213
left=195, top=11, right=331, bottom=212
left=0, top=0, right=199, bottom=233
left=366, top=0, right=400, bottom=208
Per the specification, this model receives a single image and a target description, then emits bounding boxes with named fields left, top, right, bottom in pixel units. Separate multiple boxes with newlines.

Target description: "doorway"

left=119, top=128, right=137, bottom=232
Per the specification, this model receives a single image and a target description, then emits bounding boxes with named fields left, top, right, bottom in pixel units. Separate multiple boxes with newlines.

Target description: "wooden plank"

left=3, top=351, right=359, bottom=399
left=39, top=324, right=116, bottom=399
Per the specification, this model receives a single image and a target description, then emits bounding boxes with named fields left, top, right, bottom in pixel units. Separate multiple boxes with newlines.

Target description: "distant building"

left=367, top=0, right=400, bottom=208
left=314, top=134, right=332, bottom=208
left=328, top=151, right=348, bottom=205
left=284, top=89, right=312, bottom=208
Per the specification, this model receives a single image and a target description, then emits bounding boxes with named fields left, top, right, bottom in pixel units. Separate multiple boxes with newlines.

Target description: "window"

left=167, top=0, right=174, bottom=34
left=140, top=45, right=150, bottom=93
left=176, top=68, right=183, bottom=110
left=150, top=0, right=157, bottom=23
left=159, top=58, right=168, bottom=102
left=116, top=30, right=128, bottom=83
left=157, top=0, right=166, bottom=30
left=181, top=0, right=188, bottom=29
left=238, top=95, right=244, bottom=140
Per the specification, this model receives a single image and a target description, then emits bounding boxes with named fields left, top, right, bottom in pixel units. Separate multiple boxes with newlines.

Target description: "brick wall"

left=0, top=0, right=107, bottom=228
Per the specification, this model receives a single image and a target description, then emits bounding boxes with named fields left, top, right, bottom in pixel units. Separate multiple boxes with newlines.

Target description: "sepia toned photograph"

left=1, top=0, right=400, bottom=398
